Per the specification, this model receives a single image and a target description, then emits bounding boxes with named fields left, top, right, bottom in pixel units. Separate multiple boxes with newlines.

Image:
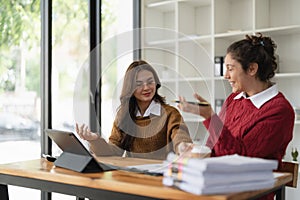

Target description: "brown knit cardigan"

left=96, top=104, right=192, bottom=160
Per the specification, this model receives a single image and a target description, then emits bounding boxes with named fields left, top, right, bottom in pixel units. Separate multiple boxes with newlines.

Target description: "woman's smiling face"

left=133, top=69, right=156, bottom=104
left=224, top=53, right=252, bottom=94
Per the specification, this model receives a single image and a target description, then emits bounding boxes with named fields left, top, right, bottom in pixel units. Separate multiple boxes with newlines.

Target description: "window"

left=0, top=0, right=41, bottom=198
left=100, top=0, right=134, bottom=140
left=51, top=0, right=89, bottom=199
left=0, top=0, right=136, bottom=199
left=51, top=0, right=89, bottom=133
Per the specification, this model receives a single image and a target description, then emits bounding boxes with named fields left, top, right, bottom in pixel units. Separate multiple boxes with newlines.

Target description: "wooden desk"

left=0, top=157, right=292, bottom=200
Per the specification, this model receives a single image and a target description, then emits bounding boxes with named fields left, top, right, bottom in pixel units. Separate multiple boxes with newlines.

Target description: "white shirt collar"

left=234, top=84, right=278, bottom=109
left=136, top=100, right=161, bottom=117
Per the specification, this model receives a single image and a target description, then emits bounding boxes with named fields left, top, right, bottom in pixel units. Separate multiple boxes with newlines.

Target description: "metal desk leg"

left=0, top=184, right=9, bottom=200
left=275, top=186, right=285, bottom=200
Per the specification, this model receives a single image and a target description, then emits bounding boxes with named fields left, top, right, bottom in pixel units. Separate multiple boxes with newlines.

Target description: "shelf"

left=256, top=25, right=300, bottom=36
left=213, top=25, right=300, bottom=39
left=213, top=72, right=300, bottom=82
left=273, top=73, right=300, bottom=78
left=214, top=30, right=253, bottom=39
left=143, top=0, right=300, bottom=133
left=179, top=0, right=211, bottom=7
left=178, top=34, right=212, bottom=44
left=145, top=34, right=212, bottom=46
left=146, top=0, right=211, bottom=12
left=214, top=76, right=226, bottom=81
left=181, top=77, right=212, bottom=82
left=145, top=39, right=176, bottom=47
left=146, top=0, right=175, bottom=12
left=161, top=77, right=211, bottom=83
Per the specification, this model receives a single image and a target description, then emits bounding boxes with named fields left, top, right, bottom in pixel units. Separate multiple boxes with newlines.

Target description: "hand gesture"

left=178, top=93, right=214, bottom=119
left=75, top=123, right=99, bottom=141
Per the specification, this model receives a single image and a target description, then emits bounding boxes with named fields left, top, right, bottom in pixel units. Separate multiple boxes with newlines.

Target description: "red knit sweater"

left=204, top=92, right=294, bottom=199
left=204, top=92, right=294, bottom=165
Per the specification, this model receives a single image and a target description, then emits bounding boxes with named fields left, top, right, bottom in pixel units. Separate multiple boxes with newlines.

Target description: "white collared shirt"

left=136, top=100, right=161, bottom=117
left=234, top=84, right=279, bottom=109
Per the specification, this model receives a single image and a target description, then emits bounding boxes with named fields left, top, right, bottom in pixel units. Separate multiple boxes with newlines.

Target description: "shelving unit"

left=141, top=0, right=300, bottom=150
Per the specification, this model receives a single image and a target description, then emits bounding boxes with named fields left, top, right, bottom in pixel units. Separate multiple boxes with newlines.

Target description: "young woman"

left=178, top=33, right=294, bottom=164
left=77, top=60, right=192, bottom=160
left=178, top=33, right=295, bottom=200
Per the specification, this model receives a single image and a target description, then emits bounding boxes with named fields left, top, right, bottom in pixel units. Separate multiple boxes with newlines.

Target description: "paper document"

left=126, top=163, right=167, bottom=175
left=163, top=176, right=275, bottom=195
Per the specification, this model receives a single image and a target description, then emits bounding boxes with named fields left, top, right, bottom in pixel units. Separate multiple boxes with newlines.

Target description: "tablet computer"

left=45, top=128, right=116, bottom=173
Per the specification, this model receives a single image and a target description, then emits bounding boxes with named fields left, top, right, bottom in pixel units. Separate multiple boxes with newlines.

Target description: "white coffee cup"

left=190, top=144, right=211, bottom=158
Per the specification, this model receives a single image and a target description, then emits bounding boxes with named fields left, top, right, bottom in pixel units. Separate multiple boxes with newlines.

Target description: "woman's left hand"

left=177, top=142, right=193, bottom=156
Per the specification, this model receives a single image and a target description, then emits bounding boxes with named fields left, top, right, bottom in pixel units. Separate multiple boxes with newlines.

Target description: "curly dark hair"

left=226, top=33, right=278, bottom=82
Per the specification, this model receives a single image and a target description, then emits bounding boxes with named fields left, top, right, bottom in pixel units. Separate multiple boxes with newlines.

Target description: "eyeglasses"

left=135, top=79, right=156, bottom=89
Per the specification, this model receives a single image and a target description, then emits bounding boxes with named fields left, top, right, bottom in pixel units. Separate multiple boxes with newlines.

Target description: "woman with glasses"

left=76, top=60, right=192, bottom=160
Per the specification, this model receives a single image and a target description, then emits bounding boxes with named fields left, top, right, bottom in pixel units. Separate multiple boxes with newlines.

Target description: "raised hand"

left=75, top=123, right=99, bottom=141
left=177, top=93, right=214, bottom=119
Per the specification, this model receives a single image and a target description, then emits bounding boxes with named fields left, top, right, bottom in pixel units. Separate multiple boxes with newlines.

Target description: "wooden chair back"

left=276, top=161, right=298, bottom=188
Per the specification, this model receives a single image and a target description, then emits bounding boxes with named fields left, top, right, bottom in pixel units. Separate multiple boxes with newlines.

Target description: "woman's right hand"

left=75, top=123, right=99, bottom=141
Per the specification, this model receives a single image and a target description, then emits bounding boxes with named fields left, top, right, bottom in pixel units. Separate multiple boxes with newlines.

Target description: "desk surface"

left=0, top=157, right=293, bottom=200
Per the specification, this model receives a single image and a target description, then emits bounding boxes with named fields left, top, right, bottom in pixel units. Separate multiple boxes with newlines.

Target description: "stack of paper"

left=162, top=153, right=278, bottom=195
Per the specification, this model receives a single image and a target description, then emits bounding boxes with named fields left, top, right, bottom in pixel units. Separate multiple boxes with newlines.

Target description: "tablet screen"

left=46, top=129, right=91, bottom=156
left=45, top=128, right=117, bottom=172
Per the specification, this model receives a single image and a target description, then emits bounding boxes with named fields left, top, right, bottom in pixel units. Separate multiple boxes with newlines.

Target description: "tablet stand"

left=54, top=152, right=102, bottom=173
